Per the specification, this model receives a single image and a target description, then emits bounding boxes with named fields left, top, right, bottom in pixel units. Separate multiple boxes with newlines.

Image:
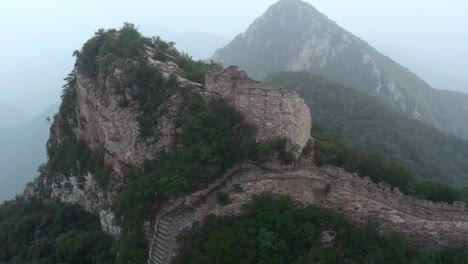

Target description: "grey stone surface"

left=206, top=66, right=312, bottom=155
left=148, top=164, right=468, bottom=264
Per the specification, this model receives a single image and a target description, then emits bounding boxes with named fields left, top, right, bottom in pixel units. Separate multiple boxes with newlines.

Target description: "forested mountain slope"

left=1, top=24, right=468, bottom=264
left=266, top=72, right=468, bottom=186
left=213, top=0, right=468, bottom=140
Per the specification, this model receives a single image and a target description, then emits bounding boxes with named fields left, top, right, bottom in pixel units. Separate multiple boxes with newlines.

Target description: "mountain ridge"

left=212, top=0, right=468, bottom=140
left=265, top=71, right=468, bottom=186
left=0, top=103, right=59, bottom=202
left=2, top=24, right=468, bottom=264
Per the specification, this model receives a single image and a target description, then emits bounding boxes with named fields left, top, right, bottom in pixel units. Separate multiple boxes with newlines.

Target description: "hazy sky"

left=1, top=0, right=467, bottom=113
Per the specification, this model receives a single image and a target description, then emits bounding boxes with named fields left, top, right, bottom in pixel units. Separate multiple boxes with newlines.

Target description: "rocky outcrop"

left=206, top=66, right=312, bottom=155
left=24, top=29, right=467, bottom=263
left=26, top=55, right=204, bottom=234
left=27, top=50, right=313, bottom=235
left=148, top=163, right=468, bottom=264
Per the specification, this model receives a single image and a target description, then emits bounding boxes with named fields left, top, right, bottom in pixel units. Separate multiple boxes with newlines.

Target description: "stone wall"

left=205, top=66, right=312, bottom=155
left=148, top=164, right=468, bottom=264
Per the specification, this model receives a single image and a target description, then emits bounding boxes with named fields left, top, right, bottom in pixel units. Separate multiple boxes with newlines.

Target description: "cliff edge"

left=25, top=25, right=312, bottom=237
left=19, top=25, right=467, bottom=264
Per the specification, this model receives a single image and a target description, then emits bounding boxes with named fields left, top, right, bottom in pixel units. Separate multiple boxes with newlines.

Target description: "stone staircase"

left=148, top=215, right=176, bottom=264
left=147, top=164, right=253, bottom=264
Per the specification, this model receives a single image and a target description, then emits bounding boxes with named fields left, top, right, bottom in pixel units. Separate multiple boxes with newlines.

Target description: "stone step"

left=158, top=226, right=171, bottom=235
left=151, top=254, right=163, bottom=264
left=159, top=220, right=172, bottom=228
left=157, top=249, right=166, bottom=259
left=150, top=253, right=161, bottom=263
left=155, top=242, right=167, bottom=253
left=155, top=240, right=169, bottom=250
left=158, top=222, right=172, bottom=230
left=159, top=223, right=173, bottom=231
left=149, top=255, right=160, bottom=264
left=161, top=215, right=174, bottom=222
left=156, top=233, right=170, bottom=243
left=153, top=249, right=165, bottom=261
left=150, top=252, right=164, bottom=264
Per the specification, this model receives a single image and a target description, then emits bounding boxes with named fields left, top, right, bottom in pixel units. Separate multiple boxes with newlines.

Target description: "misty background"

left=1, top=0, right=467, bottom=115
left=0, top=0, right=466, bottom=200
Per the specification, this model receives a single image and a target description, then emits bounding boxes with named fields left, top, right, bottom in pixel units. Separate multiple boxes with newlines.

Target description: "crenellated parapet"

left=319, top=166, right=468, bottom=221
left=147, top=164, right=468, bottom=263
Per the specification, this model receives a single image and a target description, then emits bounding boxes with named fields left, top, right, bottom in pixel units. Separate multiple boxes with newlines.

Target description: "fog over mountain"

left=0, top=103, right=59, bottom=202
left=0, top=101, right=30, bottom=130
left=212, top=0, right=468, bottom=139
left=1, top=1, right=468, bottom=262
left=0, top=0, right=467, bottom=114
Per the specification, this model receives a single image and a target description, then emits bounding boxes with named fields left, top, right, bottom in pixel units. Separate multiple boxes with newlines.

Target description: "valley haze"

left=1, top=0, right=468, bottom=263
left=0, top=0, right=467, bottom=114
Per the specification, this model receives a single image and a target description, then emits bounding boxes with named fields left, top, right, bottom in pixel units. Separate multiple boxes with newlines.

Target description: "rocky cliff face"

left=26, top=62, right=177, bottom=235
left=25, top=35, right=312, bottom=236
left=23, top=27, right=468, bottom=263
left=213, top=0, right=468, bottom=140
left=205, top=66, right=311, bottom=155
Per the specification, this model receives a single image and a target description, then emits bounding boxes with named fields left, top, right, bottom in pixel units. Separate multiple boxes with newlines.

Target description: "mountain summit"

left=213, top=0, right=468, bottom=139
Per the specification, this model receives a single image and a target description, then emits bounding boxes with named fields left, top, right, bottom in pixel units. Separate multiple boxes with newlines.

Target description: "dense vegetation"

left=46, top=139, right=112, bottom=189
left=5, top=23, right=467, bottom=264
left=177, top=194, right=468, bottom=264
left=60, top=71, right=78, bottom=120
left=112, top=95, right=257, bottom=263
left=73, top=23, right=211, bottom=84
left=266, top=72, right=468, bottom=186
left=130, top=55, right=213, bottom=137
left=312, top=127, right=466, bottom=204
left=0, top=199, right=115, bottom=264
left=73, top=23, right=146, bottom=78
left=151, top=36, right=212, bottom=84
left=213, top=0, right=468, bottom=140
left=73, top=24, right=213, bottom=138
left=129, top=63, right=177, bottom=137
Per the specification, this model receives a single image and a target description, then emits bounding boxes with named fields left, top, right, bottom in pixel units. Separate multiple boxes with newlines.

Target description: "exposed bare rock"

left=28, top=57, right=201, bottom=232
left=206, top=66, right=312, bottom=155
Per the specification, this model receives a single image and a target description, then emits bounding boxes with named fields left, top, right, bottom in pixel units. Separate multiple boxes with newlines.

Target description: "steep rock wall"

left=26, top=58, right=203, bottom=235
left=205, top=66, right=312, bottom=155
left=27, top=62, right=312, bottom=236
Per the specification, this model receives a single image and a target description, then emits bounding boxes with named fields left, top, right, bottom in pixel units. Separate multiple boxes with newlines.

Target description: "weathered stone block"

left=205, top=66, right=312, bottom=156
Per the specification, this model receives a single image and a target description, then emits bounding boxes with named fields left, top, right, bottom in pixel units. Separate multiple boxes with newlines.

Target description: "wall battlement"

left=319, top=166, right=468, bottom=220
left=205, top=66, right=312, bottom=155
left=147, top=164, right=468, bottom=264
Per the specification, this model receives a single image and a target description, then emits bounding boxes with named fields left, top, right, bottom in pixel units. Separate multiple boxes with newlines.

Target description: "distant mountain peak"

left=212, top=0, right=468, bottom=140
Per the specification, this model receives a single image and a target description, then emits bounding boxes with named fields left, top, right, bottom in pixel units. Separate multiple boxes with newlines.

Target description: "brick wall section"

left=205, top=66, right=312, bottom=155
left=148, top=164, right=468, bottom=264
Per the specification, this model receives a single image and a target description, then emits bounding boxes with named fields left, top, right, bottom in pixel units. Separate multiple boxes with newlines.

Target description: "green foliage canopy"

left=265, top=72, right=468, bottom=186
left=0, top=199, right=115, bottom=264
left=176, top=194, right=468, bottom=264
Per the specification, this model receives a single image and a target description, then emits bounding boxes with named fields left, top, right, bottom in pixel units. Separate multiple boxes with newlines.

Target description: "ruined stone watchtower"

left=205, top=66, right=312, bottom=155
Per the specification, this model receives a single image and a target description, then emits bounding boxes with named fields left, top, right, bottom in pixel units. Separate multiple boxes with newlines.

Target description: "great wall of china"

left=147, top=163, right=468, bottom=264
